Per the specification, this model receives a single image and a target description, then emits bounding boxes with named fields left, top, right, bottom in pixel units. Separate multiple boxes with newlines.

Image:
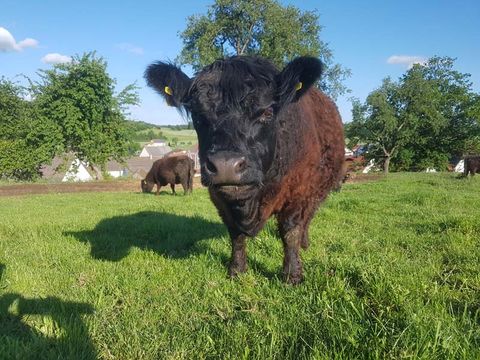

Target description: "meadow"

left=136, top=127, right=198, bottom=149
left=0, top=173, right=478, bottom=359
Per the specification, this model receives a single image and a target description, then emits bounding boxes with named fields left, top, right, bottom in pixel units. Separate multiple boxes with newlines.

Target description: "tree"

left=0, top=78, right=62, bottom=180
left=346, top=57, right=480, bottom=173
left=33, top=53, right=140, bottom=178
left=346, top=78, right=414, bottom=174
left=178, top=0, right=350, bottom=100
left=400, top=57, right=480, bottom=169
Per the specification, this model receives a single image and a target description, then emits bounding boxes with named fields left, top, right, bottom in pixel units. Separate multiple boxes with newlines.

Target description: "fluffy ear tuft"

left=276, top=56, right=323, bottom=105
left=144, top=62, right=191, bottom=108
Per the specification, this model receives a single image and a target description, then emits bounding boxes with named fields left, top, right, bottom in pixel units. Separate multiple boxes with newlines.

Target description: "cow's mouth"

left=213, top=184, right=258, bottom=201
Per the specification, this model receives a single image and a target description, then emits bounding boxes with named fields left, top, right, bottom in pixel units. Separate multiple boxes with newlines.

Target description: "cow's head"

left=141, top=179, right=154, bottom=193
left=145, top=56, right=322, bottom=198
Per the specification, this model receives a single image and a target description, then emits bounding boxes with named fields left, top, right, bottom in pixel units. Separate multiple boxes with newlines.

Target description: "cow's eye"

left=259, top=107, right=274, bottom=123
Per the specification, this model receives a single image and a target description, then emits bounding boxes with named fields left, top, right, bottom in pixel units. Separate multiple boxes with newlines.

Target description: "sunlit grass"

left=0, top=173, right=479, bottom=359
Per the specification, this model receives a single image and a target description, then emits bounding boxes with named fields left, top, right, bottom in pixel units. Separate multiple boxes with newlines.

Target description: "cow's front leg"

left=170, top=184, right=176, bottom=195
left=156, top=184, right=161, bottom=195
left=228, top=230, right=247, bottom=277
left=279, top=221, right=303, bottom=285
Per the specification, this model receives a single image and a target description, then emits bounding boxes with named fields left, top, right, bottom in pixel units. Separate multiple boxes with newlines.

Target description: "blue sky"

left=1, top=0, right=479, bottom=125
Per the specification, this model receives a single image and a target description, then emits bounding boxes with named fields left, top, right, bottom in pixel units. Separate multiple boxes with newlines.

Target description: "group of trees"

left=2, top=0, right=476, bottom=180
left=0, top=53, right=139, bottom=180
left=346, top=57, right=480, bottom=173
left=1, top=0, right=349, bottom=181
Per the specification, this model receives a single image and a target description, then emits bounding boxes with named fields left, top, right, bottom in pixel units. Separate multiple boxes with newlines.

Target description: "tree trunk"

left=89, top=164, right=103, bottom=181
left=384, top=156, right=391, bottom=174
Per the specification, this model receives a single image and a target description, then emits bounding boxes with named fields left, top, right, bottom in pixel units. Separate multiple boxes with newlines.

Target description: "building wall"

left=62, top=159, right=94, bottom=182
left=108, top=170, right=124, bottom=178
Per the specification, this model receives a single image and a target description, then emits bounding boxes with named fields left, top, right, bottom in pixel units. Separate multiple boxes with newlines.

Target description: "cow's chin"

left=210, top=184, right=262, bottom=236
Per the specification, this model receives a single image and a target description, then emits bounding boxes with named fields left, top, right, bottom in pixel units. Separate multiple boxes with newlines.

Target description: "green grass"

left=0, top=173, right=479, bottom=359
left=158, top=127, right=197, bottom=144
left=137, top=127, right=198, bottom=149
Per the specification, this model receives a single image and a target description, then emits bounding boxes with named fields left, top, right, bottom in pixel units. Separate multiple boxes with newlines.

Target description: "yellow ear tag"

left=295, top=82, right=303, bottom=91
left=164, top=86, right=173, bottom=96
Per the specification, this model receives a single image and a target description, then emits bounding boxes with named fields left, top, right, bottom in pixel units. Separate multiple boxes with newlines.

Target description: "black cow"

left=146, top=56, right=345, bottom=284
left=464, top=155, right=480, bottom=177
left=141, top=155, right=194, bottom=195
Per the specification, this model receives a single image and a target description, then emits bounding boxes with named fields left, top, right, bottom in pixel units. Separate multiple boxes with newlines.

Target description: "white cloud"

left=387, top=55, right=427, bottom=68
left=116, top=43, right=144, bottom=55
left=41, top=53, right=72, bottom=64
left=17, top=38, right=39, bottom=49
left=0, top=27, right=39, bottom=52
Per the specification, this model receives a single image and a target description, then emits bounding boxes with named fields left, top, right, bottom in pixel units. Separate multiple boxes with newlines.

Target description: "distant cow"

left=464, top=155, right=480, bottom=177
left=141, top=155, right=194, bottom=195
left=146, top=56, right=344, bottom=284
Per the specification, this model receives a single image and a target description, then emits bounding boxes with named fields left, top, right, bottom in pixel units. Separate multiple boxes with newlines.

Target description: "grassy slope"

left=137, top=127, right=198, bottom=149
left=0, top=173, right=479, bottom=359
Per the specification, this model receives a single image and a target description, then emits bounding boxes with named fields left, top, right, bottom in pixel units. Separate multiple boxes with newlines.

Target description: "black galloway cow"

left=464, top=155, right=480, bottom=177
left=141, top=155, right=194, bottom=195
left=146, top=56, right=345, bottom=284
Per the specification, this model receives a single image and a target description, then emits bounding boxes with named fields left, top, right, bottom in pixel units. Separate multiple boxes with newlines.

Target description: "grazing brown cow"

left=464, top=155, right=480, bottom=177
left=145, top=56, right=345, bottom=284
left=141, top=155, right=194, bottom=195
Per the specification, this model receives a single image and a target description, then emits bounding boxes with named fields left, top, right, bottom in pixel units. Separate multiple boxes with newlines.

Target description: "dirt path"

left=0, top=174, right=380, bottom=197
left=0, top=178, right=204, bottom=197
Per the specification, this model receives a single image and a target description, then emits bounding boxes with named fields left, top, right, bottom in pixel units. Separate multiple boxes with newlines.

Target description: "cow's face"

left=145, top=56, right=322, bottom=199
left=141, top=179, right=154, bottom=193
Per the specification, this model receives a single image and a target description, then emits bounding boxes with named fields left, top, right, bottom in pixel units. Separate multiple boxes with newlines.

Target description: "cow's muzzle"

left=204, top=151, right=250, bottom=186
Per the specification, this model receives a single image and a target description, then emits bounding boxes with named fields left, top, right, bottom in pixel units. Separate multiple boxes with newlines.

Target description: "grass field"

left=0, top=173, right=479, bottom=359
left=137, top=127, right=198, bottom=149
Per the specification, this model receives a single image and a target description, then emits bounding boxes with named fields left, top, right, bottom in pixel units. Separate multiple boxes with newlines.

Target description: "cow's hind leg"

left=228, top=229, right=247, bottom=277
left=181, top=180, right=188, bottom=195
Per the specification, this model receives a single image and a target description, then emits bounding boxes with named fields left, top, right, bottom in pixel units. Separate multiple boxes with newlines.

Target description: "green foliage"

left=346, top=57, right=480, bottom=173
left=33, top=52, right=140, bottom=175
left=0, top=173, right=479, bottom=358
left=178, top=0, right=350, bottom=100
left=0, top=79, right=62, bottom=180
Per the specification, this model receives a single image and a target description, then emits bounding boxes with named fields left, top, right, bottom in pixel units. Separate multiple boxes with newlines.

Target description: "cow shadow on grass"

left=67, top=211, right=227, bottom=261
left=0, top=264, right=97, bottom=359
left=66, top=211, right=279, bottom=279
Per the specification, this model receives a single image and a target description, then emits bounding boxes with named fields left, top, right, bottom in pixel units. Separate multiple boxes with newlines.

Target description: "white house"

left=105, top=160, right=129, bottom=178
left=139, top=144, right=172, bottom=158
left=41, top=155, right=97, bottom=182
left=62, top=159, right=95, bottom=182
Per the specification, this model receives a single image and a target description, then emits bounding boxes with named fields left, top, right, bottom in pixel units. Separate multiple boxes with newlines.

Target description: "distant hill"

left=126, top=120, right=197, bottom=150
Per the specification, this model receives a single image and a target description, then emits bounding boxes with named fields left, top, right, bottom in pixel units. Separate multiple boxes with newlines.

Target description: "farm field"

left=0, top=173, right=479, bottom=359
left=136, top=127, right=198, bottom=149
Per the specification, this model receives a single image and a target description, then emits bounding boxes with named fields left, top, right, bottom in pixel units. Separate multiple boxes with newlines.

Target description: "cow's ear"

left=145, top=62, right=192, bottom=108
left=276, top=56, right=323, bottom=105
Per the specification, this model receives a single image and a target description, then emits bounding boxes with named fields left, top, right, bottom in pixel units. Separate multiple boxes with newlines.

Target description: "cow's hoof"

left=228, top=264, right=247, bottom=278
left=283, top=272, right=303, bottom=285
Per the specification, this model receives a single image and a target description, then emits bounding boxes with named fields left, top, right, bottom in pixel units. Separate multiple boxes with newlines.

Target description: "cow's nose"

left=205, top=152, right=247, bottom=185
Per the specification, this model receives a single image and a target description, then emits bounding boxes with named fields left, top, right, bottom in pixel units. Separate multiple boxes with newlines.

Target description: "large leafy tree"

left=0, top=79, right=62, bottom=180
left=400, top=57, right=480, bottom=169
left=346, top=56, right=480, bottom=173
left=346, top=78, right=416, bottom=174
left=178, top=0, right=350, bottom=100
left=33, top=53, right=140, bottom=178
